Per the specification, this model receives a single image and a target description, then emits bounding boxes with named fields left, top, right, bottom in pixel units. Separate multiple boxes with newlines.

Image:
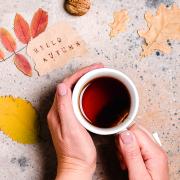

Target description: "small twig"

left=2, top=45, right=27, bottom=61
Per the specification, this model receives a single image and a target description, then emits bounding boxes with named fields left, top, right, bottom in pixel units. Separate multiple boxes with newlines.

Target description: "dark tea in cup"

left=79, top=77, right=131, bottom=128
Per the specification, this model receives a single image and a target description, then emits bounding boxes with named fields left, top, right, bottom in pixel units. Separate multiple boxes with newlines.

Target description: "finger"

left=136, top=124, right=155, bottom=141
left=129, top=125, right=167, bottom=161
left=115, top=135, right=127, bottom=170
left=118, top=131, right=150, bottom=180
left=63, top=63, right=104, bottom=88
left=136, top=124, right=161, bottom=146
left=118, top=153, right=127, bottom=170
left=47, top=110, right=60, bottom=133
left=47, top=97, right=62, bottom=138
left=129, top=125, right=169, bottom=180
left=47, top=109, right=63, bottom=154
left=47, top=97, right=59, bottom=131
left=56, top=83, right=85, bottom=133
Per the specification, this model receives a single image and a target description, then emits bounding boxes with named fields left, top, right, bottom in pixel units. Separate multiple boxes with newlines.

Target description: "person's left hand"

left=47, top=63, right=104, bottom=180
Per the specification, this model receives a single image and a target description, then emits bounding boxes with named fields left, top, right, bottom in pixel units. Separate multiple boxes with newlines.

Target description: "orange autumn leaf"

left=14, top=53, right=32, bottom=76
left=0, top=28, right=16, bottom=52
left=31, top=8, right=48, bottom=38
left=14, top=13, right=31, bottom=44
left=0, top=49, right=4, bottom=61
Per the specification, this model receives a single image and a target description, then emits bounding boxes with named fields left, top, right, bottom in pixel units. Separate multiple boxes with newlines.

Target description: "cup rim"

left=72, top=68, right=139, bottom=135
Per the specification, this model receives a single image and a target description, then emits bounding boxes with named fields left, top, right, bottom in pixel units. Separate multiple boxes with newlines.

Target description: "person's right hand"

left=116, top=124, right=169, bottom=180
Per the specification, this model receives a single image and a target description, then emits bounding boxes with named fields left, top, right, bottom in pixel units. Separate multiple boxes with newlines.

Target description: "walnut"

left=65, top=0, right=91, bottom=16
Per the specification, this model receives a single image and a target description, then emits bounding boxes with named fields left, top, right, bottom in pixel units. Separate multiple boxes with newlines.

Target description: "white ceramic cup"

left=72, top=68, right=139, bottom=135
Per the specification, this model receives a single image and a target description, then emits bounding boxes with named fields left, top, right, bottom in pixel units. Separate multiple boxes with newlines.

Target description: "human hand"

left=47, top=63, right=104, bottom=180
left=116, top=124, right=169, bottom=180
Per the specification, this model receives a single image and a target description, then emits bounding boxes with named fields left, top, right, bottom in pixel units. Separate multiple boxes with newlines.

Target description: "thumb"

left=56, top=83, right=80, bottom=127
left=118, top=130, right=150, bottom=180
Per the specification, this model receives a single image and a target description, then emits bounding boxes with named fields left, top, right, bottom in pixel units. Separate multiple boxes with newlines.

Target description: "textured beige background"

left=0, top=0, right=179, bottom=179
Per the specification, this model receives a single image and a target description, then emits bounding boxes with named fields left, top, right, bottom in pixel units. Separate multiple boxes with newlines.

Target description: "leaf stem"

left=2, top=45, right=27, bottom=61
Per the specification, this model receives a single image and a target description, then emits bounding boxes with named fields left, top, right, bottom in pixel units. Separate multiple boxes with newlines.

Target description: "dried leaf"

left=14, top=53, right=32, bottom=76
left=14, top=13, right=31, bottom=44
left=138, top=4, right=180, bottom=57
left=31, top=8, right=48, bottom=38
left=0, top=49, right=4, bottom=61
left=0, top=96, right=38, bottom=144
left=109, top=10, right=129, bottom=38
left=0, top=28, right=16, bottom=52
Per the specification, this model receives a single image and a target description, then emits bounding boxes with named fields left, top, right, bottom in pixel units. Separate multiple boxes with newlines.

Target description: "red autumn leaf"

left=14, top=13, right=31, bottom=44
left=0, top=28, right=16, bottom=52
left=31, top=8, right=48, bottom=38
left=0, top=49, right=4, bottom=61
left=14, top=53, right=32, bottom=76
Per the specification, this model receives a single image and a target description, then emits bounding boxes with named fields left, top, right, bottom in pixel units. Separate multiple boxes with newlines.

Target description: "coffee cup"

left=72, top=68, right=139, bottom=135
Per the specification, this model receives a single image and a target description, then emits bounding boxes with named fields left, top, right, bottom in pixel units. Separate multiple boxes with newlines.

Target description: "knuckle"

left=47, top=112, right=51, bottom=121
left=56, top=84, right=61, bottom=96
left=63, top=78, right=68, bottom=84
left=47, top=111, right=52, bottom=123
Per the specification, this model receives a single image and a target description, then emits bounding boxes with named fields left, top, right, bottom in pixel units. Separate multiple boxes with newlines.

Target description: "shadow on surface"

left=93, top=134, right=128, bottom=180
left=38, top=87, right=57, bottom=180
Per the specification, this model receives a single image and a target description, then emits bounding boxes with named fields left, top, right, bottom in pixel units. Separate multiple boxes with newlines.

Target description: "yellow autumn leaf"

left=0, top=96, right=38, bottom=144
left=109, top=10, right=129, bottom=38
left=138, top=4, right=180, bottom=57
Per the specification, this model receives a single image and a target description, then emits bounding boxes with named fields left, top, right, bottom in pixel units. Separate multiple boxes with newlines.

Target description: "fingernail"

left=57, top=83, right=67, bottom=96
left=120, top=131, right=133, bottom=144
